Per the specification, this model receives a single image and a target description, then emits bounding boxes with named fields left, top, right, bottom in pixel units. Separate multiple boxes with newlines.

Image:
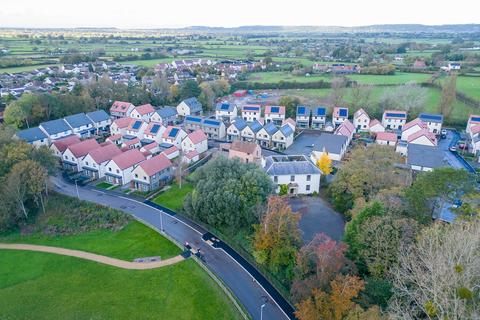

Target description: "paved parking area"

left=288, top=197, right=345, bottom=243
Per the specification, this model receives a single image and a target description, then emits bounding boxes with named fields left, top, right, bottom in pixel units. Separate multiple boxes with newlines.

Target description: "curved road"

left=51, top=176, right=291, bottom=320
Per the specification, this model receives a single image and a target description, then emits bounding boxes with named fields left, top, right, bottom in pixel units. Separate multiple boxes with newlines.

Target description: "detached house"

left=408, top=129, right=437, bottom=147
left=242, top=104, right=261, bottom=122
left=110, top=117, right=134, bottom=136
left=296, top=106, right=311, bottom=129
left=130, top=104, right=155, bottom=122
left=110, top=101, right=135, bottom=119
left=215, top=102, right=238, bottom=122
left=264, top=105, right=286, bottom=125
left=162, top=126, right=187, bottom=148
left=382, top=110, right=407, bottom=130
left=264, top=155, right=321, bottom=195
left=182, top=150, right=200, bottom=164
left=131, top=154, right=172, bottom=192
left=39, top=119, right=73, bottom=140
left=334, top=119, right=355, bottom=144
left=272, top=124, right=294, bottom=150
left=311, top=107, right=327, bottom=129
left=62, top=139, right=100, bottom=172
left=184, top=115, right=203, bottom=133
left=227, top=117, right=248, bottom=141
left=256, top=122, right=278, bottom=148
left=161, top=145, right=180, bottom=160
left=86, top=110, right=111, bottom=134
left=228, top=141, right=262, bottom=164
left=105, top=149, right=145, bottom=186
left=369, top=119, right=385, bottom=134
left=202, top=118, right=226, bottom=140
left=407, top=144, right=446, bottom=172
left=332, top=107, right=349, bottom=127
left=15, top=127, right=49, bottom=147
left=353, top=108, right=370, bottom=132
left=310, top=133, right=348, bottom=162
left=241, top=120, right=263, bottom=143
left=143, top=122, right=166, bottom=144
left=181, top=129, right=208, bottom=154
left=151, top=107, right=177, bottom=125
left=50, top=135, right=81, bottom=157
left=81, top=143, right=122, bottom=179
left=64, top=113, right=95, bottom=138
left=467, top=125, right=480, bottom=159
left=177, top=97, right=202, bottom=117
left=419, top=113, right=443, bottom=134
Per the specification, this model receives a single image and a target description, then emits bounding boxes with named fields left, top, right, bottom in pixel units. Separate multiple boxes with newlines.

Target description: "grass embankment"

left=152, top=183, right=193, bottom=211
left=0, top=193, right=241, bottom=320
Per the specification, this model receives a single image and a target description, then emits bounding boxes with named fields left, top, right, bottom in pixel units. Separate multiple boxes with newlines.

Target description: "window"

left=85, top=161, right=89, bottom=166
left=135, top=174, right=138, bottom=178
left=116, top=169, right=119, bottom=174
left=274, top=176, right=278, bottom=183
left=290, top=175, right=295, bottom=182
left=144, top=176, right=147, bottom=180
left=307, top=175, right=311, bottom=181
left=108, top=167, right=112, bottom=172
left=306, top=185, right=311, bottom=191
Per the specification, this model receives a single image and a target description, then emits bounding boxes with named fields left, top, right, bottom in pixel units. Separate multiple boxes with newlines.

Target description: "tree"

left=291, top=233, right=355, bottom=302
left=345, top=305, right=385, bottom=320
left=278, top=96, right=301, bottom=119
left=329, top=77, right=347, bottom=107
left=295, top=275, right=365, bottom=320
left=389, top=219, right=480, bottom=319
left=183, top=156, right=273, bottom=230
left=406, top=167, right=476, bottom=220
left=439, top=73, right=457, bottom=119
left=198, top=82, right=215, bottom=111
left=316, top=151, right=332, bottom=175
left=329, top=145, right=407, bottom=213
left=378, top=84, right=427, bottom=117
left=253, top=196, right=302, bottom=284
left=180, top=80, right=201, bottom=100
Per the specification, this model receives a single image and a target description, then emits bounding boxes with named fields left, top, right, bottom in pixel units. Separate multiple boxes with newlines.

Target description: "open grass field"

left=455, top=76, right=480, bottom=100
left=152, top=183, right=193, bottom=211
left=0, top=63, right=61, bottom=74
left=0, top=221, right=241, bottom=320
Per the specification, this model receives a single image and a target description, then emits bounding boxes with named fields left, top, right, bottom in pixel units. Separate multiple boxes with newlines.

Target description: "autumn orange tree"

left=316, top=151, right=332, bottom=175
left=295, top=275, right=365, bottom=320
left=253, top=196, right=302, bottom=285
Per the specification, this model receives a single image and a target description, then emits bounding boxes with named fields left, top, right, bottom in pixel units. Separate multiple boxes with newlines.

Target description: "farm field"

left=455, top=75, right=480, bottom=100
left=0, top=221, right=241, bottom=320
left=0, top=63, right=61, bottom=74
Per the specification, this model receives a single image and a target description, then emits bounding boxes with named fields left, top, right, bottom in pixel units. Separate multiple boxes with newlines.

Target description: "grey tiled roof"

left=312, top=133, right=348, bottom=154
left=16, top=127, right=47, bottom=142
left=86, top=110, right=110, bottom=123
left=231, top=117, right=247, bottom=131
left=263, top=122, right=278, bottom=135
left=264, top=155, right=321, bottom=176
left=40, top=119, right=72, bottom=135
left=64, top=113, right=93, bottom=129
left=407, top=144, right=446, bottom=169
left=280, top=124, right=294, bottom=137
left=182, top=97, right=202, bottom=112
left=156, top=106, right=177, bottom=118
left=247, top=121, right=263, bottom=133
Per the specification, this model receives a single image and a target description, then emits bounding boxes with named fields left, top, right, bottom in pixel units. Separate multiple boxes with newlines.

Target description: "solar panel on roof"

left=151, top=124, right=161, bottom=134
left=471, top=116, right=480, bottom=122
left=316, top=108, right=326, bottom=116
left=386, top=113, right=405, bottom=118
left=132, top=121, right=142, bottom=130
left=186, top=116, right=202, bottom=123
left=244, top=106, right=259, bottom=111
left=169, top=128, right=179, bottom=137
left=204, top=119, right=220, bottom=126
left=271, top=106, right=280, bottom=113
left=297, top=106, right=305, bottom=115
left=339, top=109, right=348, bottom=117
left=220, top=103, right=230, bottom=110
left=420, top=114, right=443, bottom=121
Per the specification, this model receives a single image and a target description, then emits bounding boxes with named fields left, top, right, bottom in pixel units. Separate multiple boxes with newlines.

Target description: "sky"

left=0, top=0, right=478, bottom=29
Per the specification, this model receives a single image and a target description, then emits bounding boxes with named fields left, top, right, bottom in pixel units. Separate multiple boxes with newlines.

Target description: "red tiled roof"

left=67, top=139, right=100, bottom=158
left=141, top=141, right=159, bottom=151
left=376, top=131, right=398, bottom=142
left=185, top=150, right=199, bottom=159
left=127, top=120, right=146, bottom=131
left=107, top=134, right=122, bottom=141
left=186, top=129, right=207, bottom=144
left=230, top=140, right=260, bottom=154
left=369, top=119, right=383, bottom=128
left=469, top=115, right=480, bottom=124
left=162, top=126, right=183, bottom=139
left=87, top=144, right=122, bottom=164
left=112, top=117, right=134, bottom=129
left=282, top=118, right=296, bottom=128
left=52, top=135, right=81, bottom=153
left=407, top=129, right=437, bottom=145
left=144, top=122, right=165, bottom=136
left=403, top=118, right=427, bottom=132
left=123, top=138, right=140, bottom=146
left=163, top=145, right=179, bottom=155
left=111, top=149, right=145, bottom=170
left=110, top=101, right=134, bottom=113
left=138, top=153, right=172, bottom=176
left=134, top=104, right=155, bottom=115
left=265, top=105, right=285, bottom=115
left=333, top=107, right=349, bottom=117
left=471, top=124, right=480, bottom=135
left=354, top=108, right=369, bottom=118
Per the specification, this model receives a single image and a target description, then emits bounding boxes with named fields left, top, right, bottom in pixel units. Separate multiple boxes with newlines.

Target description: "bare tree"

left=389, top=219, right=480, bottom=320
left=439, top=74, right=457, bottom=118
left=379, top=84, right=427, bottom=117
left=329, top=77, right=348, bottom=107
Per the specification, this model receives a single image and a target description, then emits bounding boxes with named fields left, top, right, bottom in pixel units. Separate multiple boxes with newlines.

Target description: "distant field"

left=455, top=76, right=480, bottom=100
left=0, top=63, right=60, bottom=74
left=247, top=71, right=330, bottom=83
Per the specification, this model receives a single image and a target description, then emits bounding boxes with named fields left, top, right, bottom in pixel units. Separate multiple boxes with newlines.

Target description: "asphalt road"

left=438, top=130, right=468, bottom=170
left=51, top=176, right=290, bottom=320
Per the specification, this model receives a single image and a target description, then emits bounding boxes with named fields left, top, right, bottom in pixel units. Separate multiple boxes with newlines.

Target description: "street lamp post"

left=75, top=180, right=80, bottom=199
left=160, top=210, right=164, bottom=232
left=260, top=303, right=266, bottom=320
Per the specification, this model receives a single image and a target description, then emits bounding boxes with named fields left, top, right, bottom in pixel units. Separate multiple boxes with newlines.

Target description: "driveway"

left=289, top=197, right=345, bottom=243
left=50, top=176, right=291, bottom=320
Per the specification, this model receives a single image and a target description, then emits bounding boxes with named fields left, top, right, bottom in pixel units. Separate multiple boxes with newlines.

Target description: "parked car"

left=449, top=146, right=457, bottom=152
left=441, top=129, right=447, bottom=139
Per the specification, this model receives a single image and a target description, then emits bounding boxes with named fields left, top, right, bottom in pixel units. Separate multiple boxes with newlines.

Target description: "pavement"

left=438, top=130, right=466, bottom=169
left=0, top=243, right=185, bottom=270
left=50, top=176, right=292, bottom=320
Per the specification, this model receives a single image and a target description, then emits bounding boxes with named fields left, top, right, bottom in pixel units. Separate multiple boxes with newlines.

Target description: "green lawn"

left=0, top=63, right=60, bottom=74
left=96, top=181, right=113, bottom=189
left=152, top=183, right=193, bottom=211
left=455, top=76, right=480, bottom=100
left=0, top=221, right=241, bottom=320
left=347, top=72, right=433, bottom=85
